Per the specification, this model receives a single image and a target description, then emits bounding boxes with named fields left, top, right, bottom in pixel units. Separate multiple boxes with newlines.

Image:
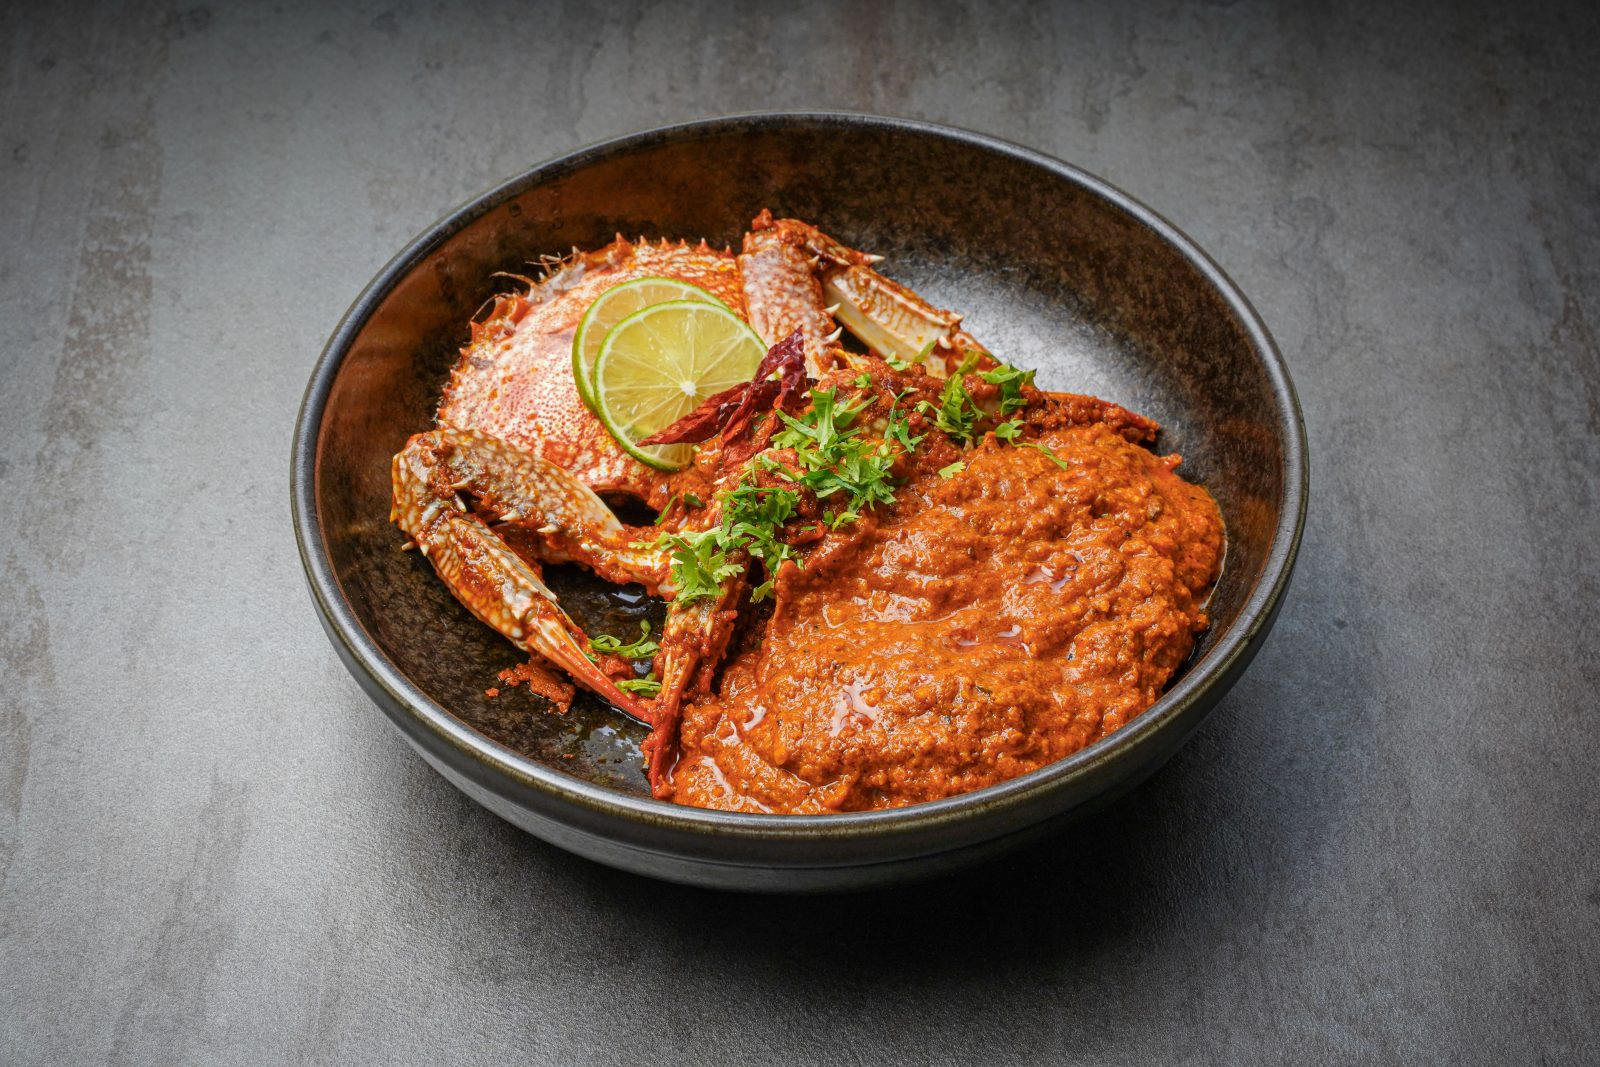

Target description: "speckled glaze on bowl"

left=291, top=113, right=1306, bottom=892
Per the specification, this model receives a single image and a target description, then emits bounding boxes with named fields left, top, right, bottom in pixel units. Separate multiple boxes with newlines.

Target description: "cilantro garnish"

left=646, top=528, right=742, bottom=604
left=643, top=362, right=1058, bottom=606
left=917, top=351, right=984, bottom=446
left=588, top=620, right=659, bottom=659
left=989, top=412, right=1069, bottom=467
left=980, top=363, right=1036, bottom=414
left=640, top=384, right=928, bottom=606
left=616, top=674, right=662, bottom=697
left=654, top=491, right=708, bottom=525
left=720, top=483, right=802, bottom=602
left=771, top=387, right=913, bottom=519
left=885, top=392, right=924, bottom=455
left=636, top=357, right=1056, bottom=608
left=915, top=355, right=1039, bottom=448
left=1020, top=441, right=1069, bottom=469
left=772, top=387, right=870, bottom=454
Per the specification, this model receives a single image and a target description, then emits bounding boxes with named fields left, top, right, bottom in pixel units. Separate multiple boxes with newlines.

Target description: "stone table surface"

left=2, top=1, right=1596, bottom=1064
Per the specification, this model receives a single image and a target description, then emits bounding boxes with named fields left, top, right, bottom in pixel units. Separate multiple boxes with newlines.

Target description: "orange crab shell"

left=436, top=237, right=747, bottom=508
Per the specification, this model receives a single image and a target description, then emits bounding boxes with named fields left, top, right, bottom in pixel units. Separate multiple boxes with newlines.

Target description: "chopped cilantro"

left=917, top=351, right=984, bottom=446
left=989, top=414, right=1066, bottom=468
left=1021, top=441, right=1069, bottom=469
left=639, top=383, right=932, bottom=604
left=772, top=387, right=913, bottom=520
left=588, top=620, right=659, bottom=659
left=980, top=362, right=1036, bottom=414
left=647, top=528, right=742, bottom=604
left=885, top=392, right=925, bottom=455
left=616, top=674, right=662, bottom=697
left=885, top=338, right=938, bottom=371
left=939, top=461, right=966, bottom=479
left=720, top=483, right=802, bottom=602
left=655, top=491, right=706, bottom=524
left=773, top=387, right=870, bottom=454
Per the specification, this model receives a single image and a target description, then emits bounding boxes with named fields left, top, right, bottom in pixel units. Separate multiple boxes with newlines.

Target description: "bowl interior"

left=311, top=118, right=1291, bottom=801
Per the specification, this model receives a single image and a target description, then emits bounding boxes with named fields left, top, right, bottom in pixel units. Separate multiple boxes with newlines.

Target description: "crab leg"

left=392, top=428, right=658, bottom=720
left=745, top=212, right=992, bottom=376
left=820, top=264, right=989, bottom=375
left=643, top=566, right=747, bottom=799
left=401, top=428, right=672, bottom=589
left=738, top=213, right=842, bottom=377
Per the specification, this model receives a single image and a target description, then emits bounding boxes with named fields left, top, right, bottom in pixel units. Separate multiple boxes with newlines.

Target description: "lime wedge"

left=593, top=300, right=767, bottom=470
left=572, top=277, right=725, bottom=414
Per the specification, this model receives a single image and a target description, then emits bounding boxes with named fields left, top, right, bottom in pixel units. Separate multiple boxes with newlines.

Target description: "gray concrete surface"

left=2, top=1, right=1596, bottom=1063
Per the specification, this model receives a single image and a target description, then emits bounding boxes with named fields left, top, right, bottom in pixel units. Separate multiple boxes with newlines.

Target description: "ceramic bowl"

left=291, top=113, right=1306, bottom=891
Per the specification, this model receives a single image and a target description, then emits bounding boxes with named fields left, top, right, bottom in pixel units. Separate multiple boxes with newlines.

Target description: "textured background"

left=2, top=1, right=1596, bottom=1064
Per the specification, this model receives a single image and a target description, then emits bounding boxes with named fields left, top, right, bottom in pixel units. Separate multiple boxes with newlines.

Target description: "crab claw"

left=746, top=212, right=993, bottom=376
left=739, top=215, right=839, bottom=376
left=392, top=428, right=659, bottom=721
left=643, top=568, right=746, bottom=798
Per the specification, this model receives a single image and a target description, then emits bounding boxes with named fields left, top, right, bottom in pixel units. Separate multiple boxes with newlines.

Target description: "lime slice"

left=593, top=299, right=768, bottom=470
left=572, top=277, right=725, bottom=414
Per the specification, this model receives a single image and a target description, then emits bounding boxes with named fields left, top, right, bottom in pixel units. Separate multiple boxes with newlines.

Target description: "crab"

left=391, top=213, right=1050, bottom=797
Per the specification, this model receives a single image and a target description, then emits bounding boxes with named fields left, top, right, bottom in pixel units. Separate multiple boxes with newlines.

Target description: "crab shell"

left=435, top=215, right=976, bottom=511
left=437, top=238, right=747, bottom=509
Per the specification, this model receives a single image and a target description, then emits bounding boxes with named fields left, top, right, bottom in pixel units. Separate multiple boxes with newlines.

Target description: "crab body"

left=439, top=239, right=745, bottom=508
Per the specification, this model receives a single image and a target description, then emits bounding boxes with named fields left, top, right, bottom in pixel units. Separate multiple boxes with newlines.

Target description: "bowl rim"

left=290, top=110, right=1307, bottom=850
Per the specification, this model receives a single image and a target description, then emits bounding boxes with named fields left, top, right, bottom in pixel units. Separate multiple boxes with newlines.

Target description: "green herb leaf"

left=719, top=482, right=802, bottom=602
left=921, top=351, right=984, bottom=447
left=772, top=387, right=871, bottom=455
left=991, top=415, right=1065, bottom=468
left=653, top=528, right=741, bottom=604
left=1020, top=441, right=1069, bottom=469
left=616, top=675, right=662, bottom=697
left=588, top=620, right=659, bottom=659
left=979, top=363, right=1037, bottom=414
left=771, top=386, right=913, bottom=523
left=646, top=385, right=930, bottom=605
left=938, top=460, right=966, bottom=479
left=885, top=393, right=925, bottom=455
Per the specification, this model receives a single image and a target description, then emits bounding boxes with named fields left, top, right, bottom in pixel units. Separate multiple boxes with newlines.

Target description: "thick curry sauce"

left=670, top=382, right=1224, bottom=812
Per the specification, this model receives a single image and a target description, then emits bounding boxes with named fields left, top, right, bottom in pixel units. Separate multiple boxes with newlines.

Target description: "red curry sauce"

left=670, top=418, right=1224, bottom=813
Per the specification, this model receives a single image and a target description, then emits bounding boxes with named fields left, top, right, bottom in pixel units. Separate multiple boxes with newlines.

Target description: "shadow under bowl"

left=291, top=113, right=1306, bottom=892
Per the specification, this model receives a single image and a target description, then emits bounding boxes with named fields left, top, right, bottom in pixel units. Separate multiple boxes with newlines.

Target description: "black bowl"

left=291, top=113, right=1306, bottom=891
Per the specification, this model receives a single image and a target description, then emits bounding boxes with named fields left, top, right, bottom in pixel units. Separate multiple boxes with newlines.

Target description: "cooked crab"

left=393, top=213, right=996, bottom=794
